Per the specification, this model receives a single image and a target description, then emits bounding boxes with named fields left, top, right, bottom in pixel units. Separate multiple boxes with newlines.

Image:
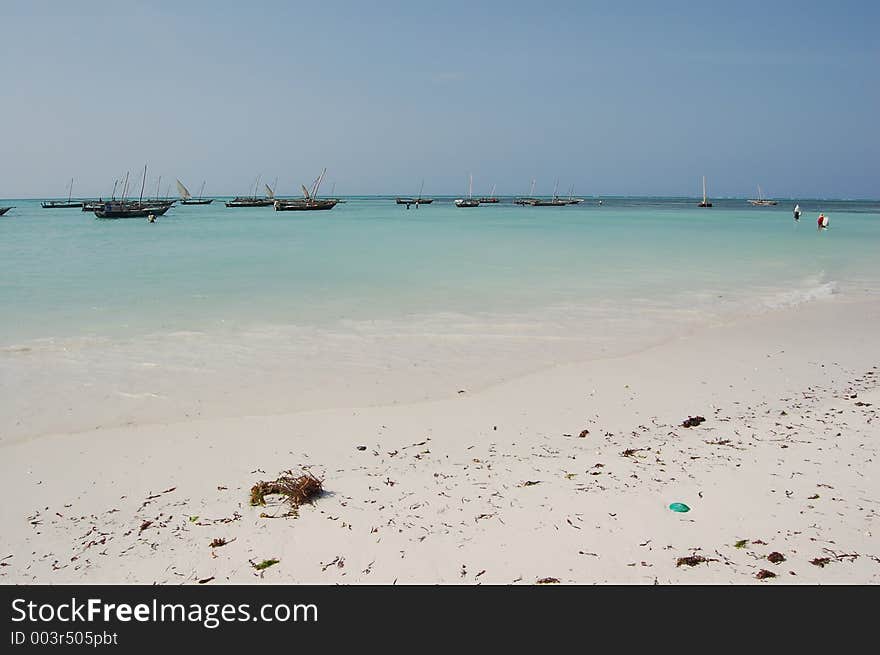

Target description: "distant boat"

left=0, top=206, right=14, bottom=216
left=478, top=184, right=500, bottom=204
left=454, top=174, right=480, bottom=208
left=95, top=165, right=173, bottom=218
left=178, top=180, right=214, bottom=205
left=274, top=168, right=338, bottom=212
left=42, top=178, right=83, bottom=209
left=396, top=180, right=433, bottom=205
left=226, top=176, right=274, bottom=207
left=531, top=179, right=568, bottom=206
left=95, top=203, right=171, bottom=219
left=514, top=178, right=537, bottom=205
left=563, top=185, right=584, bottom=205
left=698, top=176, right=713, bottom=207
left=748, top=185, right=778, bottom=206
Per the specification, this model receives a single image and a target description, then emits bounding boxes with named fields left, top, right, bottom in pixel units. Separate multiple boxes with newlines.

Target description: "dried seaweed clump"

left=676, top=555, right=715, bottom=567
left=250, top=471, right=324, bottom=510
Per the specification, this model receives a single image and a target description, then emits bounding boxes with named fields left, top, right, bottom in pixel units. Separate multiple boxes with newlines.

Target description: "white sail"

left=176, top=179, right=192, bottom=200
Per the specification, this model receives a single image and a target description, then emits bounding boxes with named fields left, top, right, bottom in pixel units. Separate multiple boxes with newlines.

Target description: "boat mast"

left=138, top=164, right=147, bottom=205
left=199, top=181, right=205, bottom=200
left=111, top=179, right=118, bottom=201
left=67, top=177, right=74, bottom=204
left=468, top=173, right=473, bottom=199
left=529, top=178, right=536, bottom=198
left=121, top=171, right=130, bottom=202
left=490, top=183, right=496, bottom=199
left=552, top=178, right=559, bottom=201
left=702, top=176, right=707, bottom=204
left=313, top=168, right=327, bottom=199
left=156, top=175, right=161, bottom=201
left=254, top=175, right=261, bottom=199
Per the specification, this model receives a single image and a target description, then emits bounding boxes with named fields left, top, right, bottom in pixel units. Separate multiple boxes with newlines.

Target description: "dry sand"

left=1, top=296, right=878, bottom=584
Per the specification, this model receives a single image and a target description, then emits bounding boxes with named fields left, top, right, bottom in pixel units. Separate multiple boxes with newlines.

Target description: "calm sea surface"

left=2, top=196, right=878, bottom=343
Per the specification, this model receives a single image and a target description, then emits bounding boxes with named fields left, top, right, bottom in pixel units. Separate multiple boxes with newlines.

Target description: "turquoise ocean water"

left=1, top=196, right=878, bottom=439
left=2, top=197, right=878, bottom=343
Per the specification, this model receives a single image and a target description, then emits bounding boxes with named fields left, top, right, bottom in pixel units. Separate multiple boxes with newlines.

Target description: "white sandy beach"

left=1, top=296, right=878, bottom=584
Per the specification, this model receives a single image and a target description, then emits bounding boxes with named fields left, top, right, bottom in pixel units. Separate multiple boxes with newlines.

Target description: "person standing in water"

left=793, top=204, right=801, bottom=221
left=817, top=213, right=829, bottom=230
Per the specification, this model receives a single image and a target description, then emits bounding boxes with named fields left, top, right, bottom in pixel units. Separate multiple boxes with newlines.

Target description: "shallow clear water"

left=1, top=196, right=878, bottom=440
left=1, top=197, right=878, bottom=343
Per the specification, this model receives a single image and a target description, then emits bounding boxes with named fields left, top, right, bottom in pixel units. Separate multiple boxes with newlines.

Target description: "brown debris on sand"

left=676, top=554, right=717, bottom=567
left=249, top=471, right=324, bottom=512
left=681, top=416, right=706, bottom=428
left=756, top=569, right=777, bottom=580
left=767, top=552, right=786, bottom=564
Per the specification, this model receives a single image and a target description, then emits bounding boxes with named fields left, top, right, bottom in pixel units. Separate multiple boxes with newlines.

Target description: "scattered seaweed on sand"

left=578, top=429, right=590, bottom=438
left=209, top=538, right=229, bottom=548
left=756, top=569, right=776, bottom=580
left=767, top=552, right=786, bottom=564
left=734, top=540, right=749, bottom=549
left=810, top=557, right=831, bottom=568
left=520, top=480, right=542, bottom=487
left=676, top=554, right=716, bottom=567
left=681, top=416, right=706, bottom=428
left=252, top=558, right=280, bottom=571
left=536, top=577, right=560, bottom=584
left=249, top=471, right=324, bottom=515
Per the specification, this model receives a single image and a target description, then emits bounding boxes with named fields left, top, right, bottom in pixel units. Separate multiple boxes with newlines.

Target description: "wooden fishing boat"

left=274, top=199, right=338, bottom=211
left=95, top=164, right=172, bottom=218
left=225, top=197, right=274, bottom=207
left=42, top=178, right=83, bottom=208
left=698, top=176, right=713, bottom=207
left=41, top=200, right=83, bottom=208
left=95, top=203, right=171, bottom=219
left=226, top=176, right=274, bottom=207
left=178, top=180, right=214, bottom=205
left=454, top=174, right=480, bottom=207
left=274, top=168, right=338, bottom=211
left=531, top=180, right=568, bottom=206
left=0, top=206, right=13, bottom=216
left=478, top=184, right=499, bottom=203
left=531, top=198, right=568, bottom=207
left=514, top=178, right=537, bottom=205
left=397, top=180, right=433, bottom=205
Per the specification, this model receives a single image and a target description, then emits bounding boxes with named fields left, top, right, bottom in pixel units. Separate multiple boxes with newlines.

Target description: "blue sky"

left=1, top=0, right=878, bottom=198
